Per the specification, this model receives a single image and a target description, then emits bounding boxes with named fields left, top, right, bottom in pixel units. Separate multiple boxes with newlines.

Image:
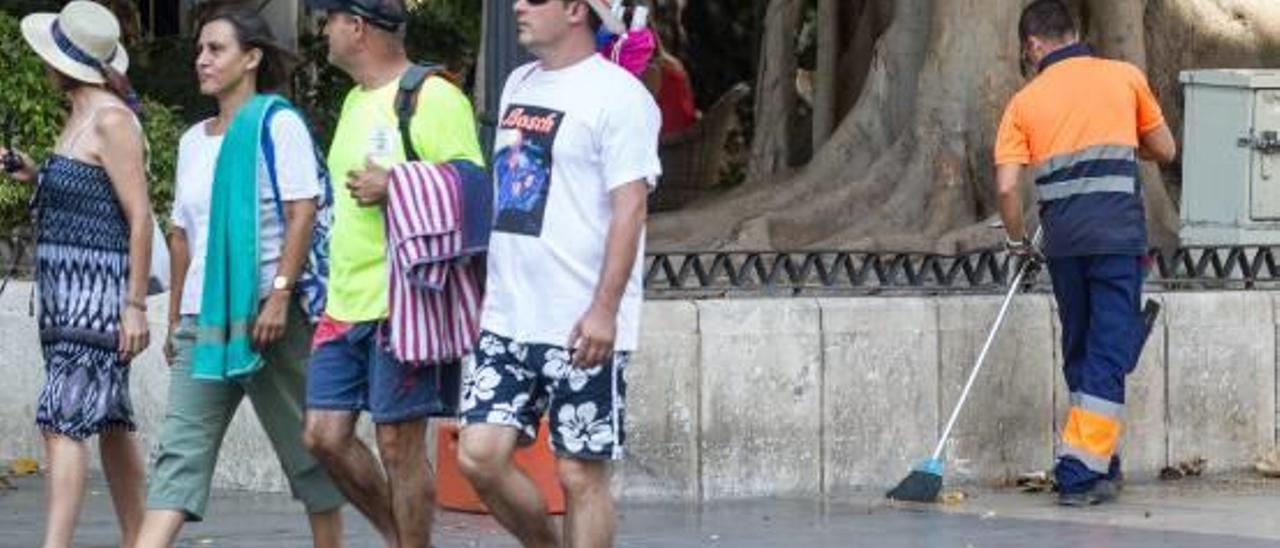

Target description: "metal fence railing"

left=643, top=246, right=1280, bottom=298
left=7, top=236, right=1280, bottom=298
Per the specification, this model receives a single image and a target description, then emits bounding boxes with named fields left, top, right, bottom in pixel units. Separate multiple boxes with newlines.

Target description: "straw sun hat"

left=20, top=0, right=129, bottom=85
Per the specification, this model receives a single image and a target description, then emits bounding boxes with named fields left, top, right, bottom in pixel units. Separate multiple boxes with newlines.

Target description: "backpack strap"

left=261, top=104, right=288, bottom=225
left=262, top=104, right=333, bottom=219
left=395, top=63, right=447, bottom=163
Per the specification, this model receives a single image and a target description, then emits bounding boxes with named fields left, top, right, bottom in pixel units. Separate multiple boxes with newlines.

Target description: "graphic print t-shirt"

left=481, top=56, right=662, bottom=351
left=492, top=105, right=562, bottom=236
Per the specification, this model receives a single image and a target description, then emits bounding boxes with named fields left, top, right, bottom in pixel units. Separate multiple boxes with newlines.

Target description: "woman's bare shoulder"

left=94, top=104, right=142, bottom=142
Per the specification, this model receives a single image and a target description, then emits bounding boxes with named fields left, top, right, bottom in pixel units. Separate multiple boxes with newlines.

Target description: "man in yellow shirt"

left=300, top=0, right=483, bottom=545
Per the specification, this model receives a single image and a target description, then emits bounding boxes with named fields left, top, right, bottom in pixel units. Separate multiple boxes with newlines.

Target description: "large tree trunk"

left=747, top=0, right=804, bottom=183
left=834, top=0, right=889, bottom=121
left=650, top=0, right=989, bottom=251
left=813, top=0, right=840, bottom=149
left=650, top=0, right=1280, bottom=253
left=1083, top=0, right=1181, bottom=250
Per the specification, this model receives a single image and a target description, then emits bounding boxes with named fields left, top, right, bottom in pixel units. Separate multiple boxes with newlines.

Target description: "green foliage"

left=0, top=11, right=185, bottom=236
left=0, top=9, right=65, bottom=236
left=405, top=0, right=483, bottom=74
left=140, top=97, right=184, bottom=226
left=293, top=31, right=354, bottom=147
left=1, top=0, right=60, bottom=18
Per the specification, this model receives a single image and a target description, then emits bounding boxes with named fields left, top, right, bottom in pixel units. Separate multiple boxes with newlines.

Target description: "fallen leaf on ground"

left=939, top=490, right=967, bottom=504
left=1159, top=457, right=1207, bottom=481
left=10, top=457, right=39, bottom=476
left=1255, top=449, right=1280, bottom=478
left=1015, top=470, right=1055, bottom=493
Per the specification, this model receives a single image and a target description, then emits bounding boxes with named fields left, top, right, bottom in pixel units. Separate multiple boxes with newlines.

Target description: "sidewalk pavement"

left=2, top=472, right=1278, bottom=547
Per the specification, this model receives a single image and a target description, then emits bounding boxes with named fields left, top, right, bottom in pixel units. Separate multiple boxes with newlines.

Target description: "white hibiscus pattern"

left=488, top=392, right=530, bottom=421
left=479, top=333, right=506, bottom=357
left=556, top=402, right=613, bottom=454
left=508, top=341, right=529, bottom=362
left=541, top=348, right=602, bottom=392
left=505, top=363, right=536, bottom=383
left=460, top=365, right=502, bottom=412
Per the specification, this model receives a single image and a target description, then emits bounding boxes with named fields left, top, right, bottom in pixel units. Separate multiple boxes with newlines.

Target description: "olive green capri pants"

left=146, top=305, right=345, bottom=521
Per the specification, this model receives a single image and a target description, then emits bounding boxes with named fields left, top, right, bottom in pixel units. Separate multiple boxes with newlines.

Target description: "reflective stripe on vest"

left=1034, top=144, right=1138, bottom=202
left=1037, top=176, right=1135, bottom=202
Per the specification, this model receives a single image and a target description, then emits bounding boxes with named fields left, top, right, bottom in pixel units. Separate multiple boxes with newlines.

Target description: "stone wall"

left=2, top=282, right=1276, bottom=501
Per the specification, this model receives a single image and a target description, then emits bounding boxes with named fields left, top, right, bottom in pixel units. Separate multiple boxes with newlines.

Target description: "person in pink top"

left=593, top=0, right=656, bottom=78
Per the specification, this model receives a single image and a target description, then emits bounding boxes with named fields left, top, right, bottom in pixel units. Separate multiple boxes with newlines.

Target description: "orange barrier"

left=435, top=418, right=565, bottom=514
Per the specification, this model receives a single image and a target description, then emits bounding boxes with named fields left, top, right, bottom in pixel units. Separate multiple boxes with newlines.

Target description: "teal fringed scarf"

left=192, top=94, right=286, bottom=381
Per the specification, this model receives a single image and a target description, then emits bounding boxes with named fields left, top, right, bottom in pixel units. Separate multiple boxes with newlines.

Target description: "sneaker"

left=1057, top=480, right=1118, bottom=507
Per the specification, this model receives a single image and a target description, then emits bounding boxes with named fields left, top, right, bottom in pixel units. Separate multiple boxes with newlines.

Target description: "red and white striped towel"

left=385, top=161, right=484, bottom=365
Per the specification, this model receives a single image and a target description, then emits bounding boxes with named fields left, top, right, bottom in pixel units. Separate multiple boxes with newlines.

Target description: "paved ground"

left=2, top=472, right=1279, bottom=547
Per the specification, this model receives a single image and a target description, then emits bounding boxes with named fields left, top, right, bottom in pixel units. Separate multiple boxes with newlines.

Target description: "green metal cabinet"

left=1181, top=69, right=1280, bottom=245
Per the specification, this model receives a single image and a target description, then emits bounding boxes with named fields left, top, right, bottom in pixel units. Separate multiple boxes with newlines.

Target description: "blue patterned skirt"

left=33, top=156, right=135, bottom=440
left=35, top=242, right=135, bottom=440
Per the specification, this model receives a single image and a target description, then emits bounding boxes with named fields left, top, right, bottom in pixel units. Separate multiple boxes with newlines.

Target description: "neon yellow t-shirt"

left=326, top=75, right=484, bottom=322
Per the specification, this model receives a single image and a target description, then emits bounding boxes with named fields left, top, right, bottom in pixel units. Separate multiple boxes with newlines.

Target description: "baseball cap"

left=307, top=0, right=406, bottom=31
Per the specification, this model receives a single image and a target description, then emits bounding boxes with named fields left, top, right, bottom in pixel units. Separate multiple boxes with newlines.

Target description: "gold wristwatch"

left=272, top=275, right=293, bottom=292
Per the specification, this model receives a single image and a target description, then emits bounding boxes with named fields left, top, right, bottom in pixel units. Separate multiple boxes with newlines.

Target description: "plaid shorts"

left=459, top=330, right=628, bottom=460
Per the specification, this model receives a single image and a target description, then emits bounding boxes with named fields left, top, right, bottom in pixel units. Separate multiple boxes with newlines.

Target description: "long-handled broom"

left=886, top=227, right=1043, bottom=502
left=886, top=230, right=1164, bottom=503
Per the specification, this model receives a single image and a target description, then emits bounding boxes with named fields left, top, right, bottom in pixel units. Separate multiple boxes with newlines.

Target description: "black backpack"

left=394, top=63, right=453, bottom=162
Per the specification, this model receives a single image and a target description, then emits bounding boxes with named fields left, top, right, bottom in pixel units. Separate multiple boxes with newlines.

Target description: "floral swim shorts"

left=459, top=330, right=628, bottom=460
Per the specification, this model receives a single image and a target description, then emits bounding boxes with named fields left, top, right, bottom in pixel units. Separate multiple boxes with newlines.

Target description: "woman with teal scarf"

left=135, top=6, right=345, bottom=547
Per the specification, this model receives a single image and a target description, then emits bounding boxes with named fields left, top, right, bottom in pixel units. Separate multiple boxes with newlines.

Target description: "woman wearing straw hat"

left=0, top=2, right=154, bottom=547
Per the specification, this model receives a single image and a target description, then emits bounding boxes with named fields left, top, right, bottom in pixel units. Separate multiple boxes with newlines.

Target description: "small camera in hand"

left=1, top=151, right=22, bottom=175
left=1, top=110, right=22, bottom=175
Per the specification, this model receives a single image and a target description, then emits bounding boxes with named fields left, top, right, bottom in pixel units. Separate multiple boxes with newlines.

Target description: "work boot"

left=1106, top=457, right=1124, bottom=492
left=1057, top=479, right=1118, bottom=507
left=1106, top=471, right=1125, bottom=493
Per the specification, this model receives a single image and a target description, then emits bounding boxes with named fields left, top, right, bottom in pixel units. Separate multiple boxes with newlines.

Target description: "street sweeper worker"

left=993, top=0, right=1176, bottom=506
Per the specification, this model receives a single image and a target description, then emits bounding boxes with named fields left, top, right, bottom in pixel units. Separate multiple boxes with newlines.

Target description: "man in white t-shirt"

left=456, top=1, right=660, bottom=546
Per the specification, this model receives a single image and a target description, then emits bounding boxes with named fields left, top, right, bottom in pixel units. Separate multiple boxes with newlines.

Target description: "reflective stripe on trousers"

left=1048, top=255, right=1144, bottom=492
left=1061, top=392, right=1124, bottom=473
